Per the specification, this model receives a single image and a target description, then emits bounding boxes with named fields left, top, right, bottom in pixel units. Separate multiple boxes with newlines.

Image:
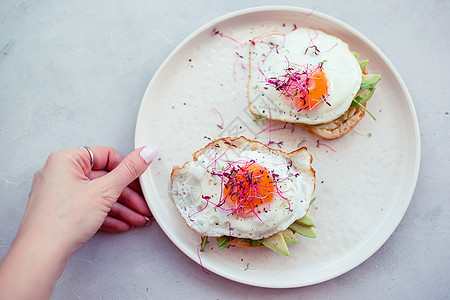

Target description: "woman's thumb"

left=99, top=145, right=158, bottom=193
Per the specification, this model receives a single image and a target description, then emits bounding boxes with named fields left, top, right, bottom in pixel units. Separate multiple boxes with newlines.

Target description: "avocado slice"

left=289, top=223, right=317, bottom=238
left=358, top=74, right=381, bottom=92
left=351, top=51, right=369, bottom=72
left=351, top=88, right=376, bottom=107
left=359, top=59, right=369, bottom=72
left=281, top=228, right=298, bottom=245
left=261, top=232, right=290, bottom=256
left=295, top=214, right=314, bottom=227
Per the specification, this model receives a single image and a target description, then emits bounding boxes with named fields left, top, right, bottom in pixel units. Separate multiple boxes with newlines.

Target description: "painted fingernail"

left=140, top=145, right=159, bottom=164
left=144, top=216, right=152, bottom=227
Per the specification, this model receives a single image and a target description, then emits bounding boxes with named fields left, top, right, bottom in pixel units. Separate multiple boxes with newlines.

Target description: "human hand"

left=22, top=145, right=158, bottom=256
left=0, top=145, right=158, bottom=300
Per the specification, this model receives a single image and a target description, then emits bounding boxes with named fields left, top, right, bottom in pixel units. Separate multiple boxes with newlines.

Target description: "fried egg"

left=248, top=28, right=362, bottom=125
left=170, top=137, right=316, bottom=240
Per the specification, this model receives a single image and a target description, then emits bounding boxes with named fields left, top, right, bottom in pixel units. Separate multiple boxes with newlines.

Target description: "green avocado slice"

left=289, top=223, right=317, bottom=238
left=351, top=88, right=375, bottom=107
left=358, top=74, right=381, bottom=92
left=359, top=59, right=369, bottom=72
left=261, top=232, right=290, bottom=256
left=295, top=214, right=314, bottom=227
left=281, top=228, right=298, bottom=245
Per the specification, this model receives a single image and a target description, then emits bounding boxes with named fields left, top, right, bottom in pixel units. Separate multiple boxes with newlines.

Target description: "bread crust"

left=300, top=105, right=366, bottom=140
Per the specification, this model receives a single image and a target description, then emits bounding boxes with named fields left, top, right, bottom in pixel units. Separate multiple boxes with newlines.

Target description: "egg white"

left=170, top=137, right=315, bottom=240
left=248, top=28, right=362, bottom=125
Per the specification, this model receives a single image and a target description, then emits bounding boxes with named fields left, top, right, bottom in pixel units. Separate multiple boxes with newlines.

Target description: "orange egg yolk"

left=223, top=163, right=275, bottom=217
left=287, top=68, right=329, bottom=110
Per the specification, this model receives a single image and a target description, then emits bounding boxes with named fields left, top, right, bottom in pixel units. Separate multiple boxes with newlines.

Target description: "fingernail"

left=144, top=216, right=152, bottom=227
left=140, top=145, right=158, bottom=164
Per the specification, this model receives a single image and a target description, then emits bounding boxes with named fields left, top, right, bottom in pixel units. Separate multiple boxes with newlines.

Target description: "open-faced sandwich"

left=170, top=136, right=316, bottom=256
left=248, top=28, right=381, bottom=139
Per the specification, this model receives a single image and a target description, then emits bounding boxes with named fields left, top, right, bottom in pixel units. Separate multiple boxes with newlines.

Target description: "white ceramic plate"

left=135, top=6, right=420, bottom=288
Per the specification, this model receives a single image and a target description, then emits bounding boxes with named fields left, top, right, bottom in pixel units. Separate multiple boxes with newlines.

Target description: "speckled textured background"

left=0, top=0, right=448, bottom=299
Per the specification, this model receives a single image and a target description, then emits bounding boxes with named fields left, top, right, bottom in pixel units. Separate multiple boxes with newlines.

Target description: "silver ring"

left=80, top=146, right=94, bottom=168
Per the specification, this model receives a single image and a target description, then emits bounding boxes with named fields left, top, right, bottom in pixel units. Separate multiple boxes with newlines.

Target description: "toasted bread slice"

left=300, top=105, right=366, bottom=139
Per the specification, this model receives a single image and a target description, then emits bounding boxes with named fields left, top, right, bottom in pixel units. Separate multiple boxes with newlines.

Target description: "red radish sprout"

left=320, top=42, right=338, bottom=53
left=206, top=145, right=231, bottom=170
left=259, top=57, right=329, bottom=112
left=211, top=107, right=224, bottom=129
left=207, top=156, right=294, bottom=219
left=297, top=7, right=316, bottom=28
left=188, top=196, right=213, bottom=220
left=268, top=106, right=272, bottom=145
left=233, top=56, right=239, bottom=81
left=213, top=28, right=243, bottom=46
left=307, top=29, right=319, bottom=45
left=267, top=140, right=283, bottom=148
left=317, top=140, right=337, bottom=152
left=256, top=120, right=295, bottom=136
left=251, top=32, right=286, bottom=53
left=197, top=241, right=210, bottom=275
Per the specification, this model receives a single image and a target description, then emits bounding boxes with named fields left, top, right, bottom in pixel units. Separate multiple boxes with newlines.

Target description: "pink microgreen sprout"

left=251, top=32, right=286, bottom=61
left=316, top=140, right=337, bottom=152
left=320, top=42, right=338, bottom=53
left=267, top=140, right=284, bottom=148
left=259, top=57, right=329, bottom=112
left=207, top=154, right=294, bottom=219
left=213, top=28, right=243, bottom=46
left=211, top=107, right=224, bottom=129
left=197, top=240, right=210, bottom=275
left=188, top=196, right=213, bottom=221
left=297, top=7, right=316, bottom=28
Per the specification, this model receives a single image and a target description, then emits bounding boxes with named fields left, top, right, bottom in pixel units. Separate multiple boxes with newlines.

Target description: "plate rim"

left=135, top=5, right=421, bottom=288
